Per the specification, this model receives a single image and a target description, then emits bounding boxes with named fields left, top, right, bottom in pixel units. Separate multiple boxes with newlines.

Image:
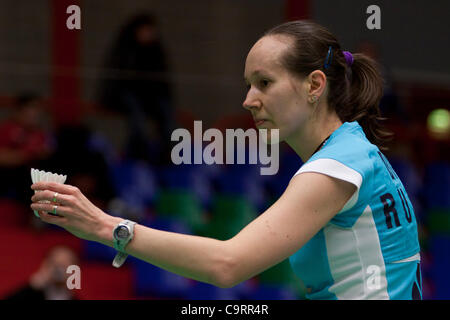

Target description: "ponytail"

left=345, top=53, right=392, bottom=149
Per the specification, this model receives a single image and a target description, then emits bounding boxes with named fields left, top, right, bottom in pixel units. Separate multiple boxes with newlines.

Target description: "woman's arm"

left=222, top=172, right=356, bottom=286
left=97, top=215, right=235, bottom=287
left=31, top=172, right=355, bottom=288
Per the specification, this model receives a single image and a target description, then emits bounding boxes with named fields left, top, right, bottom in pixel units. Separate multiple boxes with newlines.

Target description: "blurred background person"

left=98, top=13, right=174, bottom=166
left=0, top=93, right=54, bottom=204
left=41, top=124, right=116, bottom=211
left=5, top=246, right=79, bottom=300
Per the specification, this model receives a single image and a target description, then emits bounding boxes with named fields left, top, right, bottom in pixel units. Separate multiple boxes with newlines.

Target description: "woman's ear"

left=307, top=70, right=327, bottom=98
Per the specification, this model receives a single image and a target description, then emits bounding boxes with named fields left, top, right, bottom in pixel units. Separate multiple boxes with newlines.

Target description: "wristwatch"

left=112, top=219, right=136, bottom=268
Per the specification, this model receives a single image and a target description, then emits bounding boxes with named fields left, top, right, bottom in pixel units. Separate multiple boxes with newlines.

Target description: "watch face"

left=115, top=226, right=130, bottom=239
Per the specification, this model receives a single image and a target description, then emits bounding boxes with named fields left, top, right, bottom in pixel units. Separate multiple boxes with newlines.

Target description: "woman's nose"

left=242, top=90, right=262, bottom=111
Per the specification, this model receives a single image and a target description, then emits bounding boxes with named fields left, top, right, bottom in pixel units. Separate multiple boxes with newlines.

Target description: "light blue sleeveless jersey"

left=289, top=121, right=422, bottom=300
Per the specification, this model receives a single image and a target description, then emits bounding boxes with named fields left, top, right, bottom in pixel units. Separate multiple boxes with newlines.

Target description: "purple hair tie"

left=343, top=51, right=354, bottom=67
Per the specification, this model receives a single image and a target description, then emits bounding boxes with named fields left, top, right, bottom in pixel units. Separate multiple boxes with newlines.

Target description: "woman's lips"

left=255, top=119, right=266, bottom=126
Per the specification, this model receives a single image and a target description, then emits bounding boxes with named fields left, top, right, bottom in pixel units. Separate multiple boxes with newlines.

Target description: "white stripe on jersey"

left=391, top=253, right=421, bottom=264
left=324, top=205, right=390, bottom=299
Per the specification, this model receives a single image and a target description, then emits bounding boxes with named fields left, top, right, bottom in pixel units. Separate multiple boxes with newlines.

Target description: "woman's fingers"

left=31, top=189, right=73, bottom=206
left=31, top=182, right=80, bottom=196
left=36, top=210, right=68, bottom=227
left=31, top=202, right=70, bottom=217
left=30, top=182, right=103, bottom=241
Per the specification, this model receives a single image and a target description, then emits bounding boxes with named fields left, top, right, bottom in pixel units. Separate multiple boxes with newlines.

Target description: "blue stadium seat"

left=110, top=160, right=159, bottom=209
left=131, top=256, right=192, bottom=298
left=429, top=234, right=450, bottom=299
left=424, top=162, right=450, bottom=209
left=130, top=216, right=193, bottom=298
left=145, top=215, right=193, bottom=235
left=246, top=283, right=299, bottom=300
left=82, top=239, right=117, bottom=263
left=159, top=164, right=216, bottom=209
left=88, top=131, right=119, bottom=168
left=185, top=281, right=239, bottom=300
left=213, top=164, right=267, bottom=212
left=265, top=150, right=302, bottom=201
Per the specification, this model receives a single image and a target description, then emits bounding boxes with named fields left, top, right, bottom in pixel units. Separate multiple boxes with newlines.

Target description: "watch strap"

left=112, top=251, right=129, bottom=268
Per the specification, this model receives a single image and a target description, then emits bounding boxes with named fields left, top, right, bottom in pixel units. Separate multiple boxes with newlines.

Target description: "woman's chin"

left=259, top=128, right=281, bottom=145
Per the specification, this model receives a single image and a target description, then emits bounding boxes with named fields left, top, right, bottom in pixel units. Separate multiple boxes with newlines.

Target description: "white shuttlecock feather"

left=31, top=168, right=67, bottom=218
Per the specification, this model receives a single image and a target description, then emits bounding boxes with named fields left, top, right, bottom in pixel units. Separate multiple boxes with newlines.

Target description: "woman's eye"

left=260, top=79, right=270, bottom=87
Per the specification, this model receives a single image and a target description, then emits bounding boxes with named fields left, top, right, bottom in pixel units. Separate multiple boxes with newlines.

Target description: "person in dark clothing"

left=99, top=13, right=174, bottom=165
left=41, top=125, right=116, bottom=211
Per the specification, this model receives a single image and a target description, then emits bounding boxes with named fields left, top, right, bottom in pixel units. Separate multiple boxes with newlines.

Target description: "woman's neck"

left=286, top=111, right=343, bottom=162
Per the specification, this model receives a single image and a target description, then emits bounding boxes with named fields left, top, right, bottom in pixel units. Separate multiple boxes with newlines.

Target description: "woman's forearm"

left=96, top=215, right=236, bottom=288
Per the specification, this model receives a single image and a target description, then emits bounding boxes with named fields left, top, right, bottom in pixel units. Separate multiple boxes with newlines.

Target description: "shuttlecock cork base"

left=31, top=168, right=67, bottom=218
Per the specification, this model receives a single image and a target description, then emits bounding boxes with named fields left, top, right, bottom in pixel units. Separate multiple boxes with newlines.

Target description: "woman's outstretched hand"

left=30, top=182, right=119, bottom=243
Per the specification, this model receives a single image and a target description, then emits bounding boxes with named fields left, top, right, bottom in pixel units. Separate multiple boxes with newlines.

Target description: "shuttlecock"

left=31, top=168, right=67, bottom=218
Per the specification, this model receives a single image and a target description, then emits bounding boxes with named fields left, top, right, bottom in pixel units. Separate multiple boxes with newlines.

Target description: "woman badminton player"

left=31, top=20, right=422, bottom=300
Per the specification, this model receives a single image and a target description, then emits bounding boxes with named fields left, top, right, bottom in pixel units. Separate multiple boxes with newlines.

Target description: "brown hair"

left=264, top=20, right=392, bottom=149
